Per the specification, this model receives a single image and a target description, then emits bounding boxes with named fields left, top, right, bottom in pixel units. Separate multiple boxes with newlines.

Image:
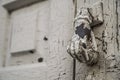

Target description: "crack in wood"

left=115, top=0, right=119, bottom=51
left=102, top=31, right=107, bottom=54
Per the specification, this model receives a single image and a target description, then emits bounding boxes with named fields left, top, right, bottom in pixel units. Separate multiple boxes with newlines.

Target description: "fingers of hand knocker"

left=67, top=41, right=75, bottom=58
left=67, top=39, right=98, bottom=65
left=67, top=37, right=81, bottom=59
left=67, top=39, right=79, bottom=57
left=67, top=37, right=88, bottom=62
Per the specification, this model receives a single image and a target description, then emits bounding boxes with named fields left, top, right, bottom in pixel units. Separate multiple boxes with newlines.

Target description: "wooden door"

left=0, top=0, right=120, bottom=80
left=0, top=0, right=74, bottom=80
left=75, top=0, right=120, bottom=80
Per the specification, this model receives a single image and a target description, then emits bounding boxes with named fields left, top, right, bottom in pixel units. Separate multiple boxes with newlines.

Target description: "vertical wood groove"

left=73, top=0, right=77, bottom=80
left=115, top=0, right=119, bottom=51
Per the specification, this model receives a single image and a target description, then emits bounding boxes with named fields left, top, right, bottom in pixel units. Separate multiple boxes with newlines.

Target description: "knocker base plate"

left=89, top=2, right=103, bottom=27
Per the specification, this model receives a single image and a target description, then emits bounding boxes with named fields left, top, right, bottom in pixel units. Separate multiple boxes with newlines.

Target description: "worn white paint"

left=0, top=0, right=74, bottom=80
left=2, top=0, right=44, bottom=12
left=0, top=0, right=120, bottom=80
left=75, top=0, right=120, bottom=80
left=0, top=2, right=9, bottom=67
left=9, top=0, right=50, bottom=66
left=47, top=0, right=74, bottom=80
left=0, top=63, right=47, bottom=80
left=10, top=7, right=37, bottom=53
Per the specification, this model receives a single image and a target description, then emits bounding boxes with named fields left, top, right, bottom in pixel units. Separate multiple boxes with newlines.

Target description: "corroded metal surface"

left=67, top=7, right=100, bottom=66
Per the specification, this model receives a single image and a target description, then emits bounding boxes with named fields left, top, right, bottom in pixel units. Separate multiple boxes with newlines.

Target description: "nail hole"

left=43, top=36, right=48, bottom=41
left=29, top=50, right=35, bottom=54
left=38, top=57, right=43, bottom=62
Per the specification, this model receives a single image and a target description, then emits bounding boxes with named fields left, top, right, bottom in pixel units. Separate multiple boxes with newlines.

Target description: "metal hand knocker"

left=67, top=2, right=103, bottom=66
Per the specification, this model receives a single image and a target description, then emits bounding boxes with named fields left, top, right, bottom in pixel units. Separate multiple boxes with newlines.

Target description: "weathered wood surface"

left=47, top=0, right=74, bottom=80
left=0, top=0, right=120, bottom=80
left=0, top=2, right=9, bottom=67
left=0, top=0, right=75, bottom=80
left=76, top=0, right=120, bottom=80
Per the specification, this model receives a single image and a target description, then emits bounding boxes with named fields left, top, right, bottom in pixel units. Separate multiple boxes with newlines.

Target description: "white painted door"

left=0, top=0, right=74, bottom=80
